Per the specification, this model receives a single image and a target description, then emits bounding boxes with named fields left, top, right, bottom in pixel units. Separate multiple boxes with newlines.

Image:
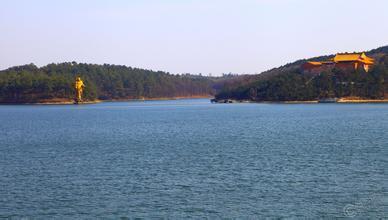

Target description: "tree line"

left=0, top=62, right=216, bottom=103
left=216, top=54, right=388, bottom=101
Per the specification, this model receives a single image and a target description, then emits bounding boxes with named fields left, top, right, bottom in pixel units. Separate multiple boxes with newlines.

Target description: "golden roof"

left=333, top=53, right=374, bottom=64
left=306, top=61, right=322, bottom=66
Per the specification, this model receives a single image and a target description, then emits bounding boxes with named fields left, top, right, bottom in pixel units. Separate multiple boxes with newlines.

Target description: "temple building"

left=303, top=52, right=374, bottom=73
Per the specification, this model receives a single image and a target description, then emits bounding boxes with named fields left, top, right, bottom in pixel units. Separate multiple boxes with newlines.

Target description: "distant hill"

left=0, top=62, right=219, bottom=103
left=216, top=45, right=388, bottom=101
left=2, top=45, right=388, bottom=104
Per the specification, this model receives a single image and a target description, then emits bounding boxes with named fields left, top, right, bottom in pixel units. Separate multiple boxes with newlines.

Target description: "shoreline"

left=264, top=99, right=388, bottom=104
left=283, top=99, right=388, bottom=104
left=0, top=96, right=213, bottom=105
left=286, top=100, right=388, bottom=104
left=213, top=98, right=388, bottom=104
left=106, top=95, right=213, bottom=102
left=336, top=99, right=388, bottom=103
left=3, top=96, right=388, bottom=105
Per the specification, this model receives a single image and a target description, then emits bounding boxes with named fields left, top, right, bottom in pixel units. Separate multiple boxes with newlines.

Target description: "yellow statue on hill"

left=74, top=77, right=85, bottom=103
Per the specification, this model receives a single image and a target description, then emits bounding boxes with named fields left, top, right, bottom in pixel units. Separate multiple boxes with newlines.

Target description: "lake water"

left=0, top=99, right=387, bottom=218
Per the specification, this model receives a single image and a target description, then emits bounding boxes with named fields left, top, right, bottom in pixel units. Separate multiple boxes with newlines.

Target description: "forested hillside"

left=216, top=46, right=388, bottom=101
left=2, top=46, right=387, bottom=103
left=0, top=63, right=216, bottom=103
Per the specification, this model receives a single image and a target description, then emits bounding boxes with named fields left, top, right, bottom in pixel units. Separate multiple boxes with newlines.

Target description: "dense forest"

left=2, top=46, right=388, bottom=103
left=0, top=63, right=218, bottom=103
left=216, top=46, right=388, bottom=101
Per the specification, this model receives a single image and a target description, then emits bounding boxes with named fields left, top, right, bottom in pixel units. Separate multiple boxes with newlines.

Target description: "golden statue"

left=74, top=77, right=85, bottom=103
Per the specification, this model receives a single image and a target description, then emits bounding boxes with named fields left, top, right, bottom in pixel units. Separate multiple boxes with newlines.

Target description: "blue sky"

left=1, top=0, right=387, bottom=75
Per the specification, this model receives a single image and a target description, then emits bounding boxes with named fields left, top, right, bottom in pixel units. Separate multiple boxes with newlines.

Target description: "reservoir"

left=0, top=99, right=387, bottom=218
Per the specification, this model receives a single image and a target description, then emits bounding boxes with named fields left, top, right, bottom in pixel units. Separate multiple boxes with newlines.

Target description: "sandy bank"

left=337, top=98, right=388, bottom=103
left=0, top=96, right=213, bottom=105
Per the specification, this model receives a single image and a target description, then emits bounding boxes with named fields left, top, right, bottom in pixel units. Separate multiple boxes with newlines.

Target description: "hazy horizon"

left=1, top=0, right=387, bottom=75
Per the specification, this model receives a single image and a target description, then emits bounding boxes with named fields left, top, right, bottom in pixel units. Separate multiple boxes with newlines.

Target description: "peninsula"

left=214, top=45, right=388, bottom=103
left=0, top=63, right=218, bottom=104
